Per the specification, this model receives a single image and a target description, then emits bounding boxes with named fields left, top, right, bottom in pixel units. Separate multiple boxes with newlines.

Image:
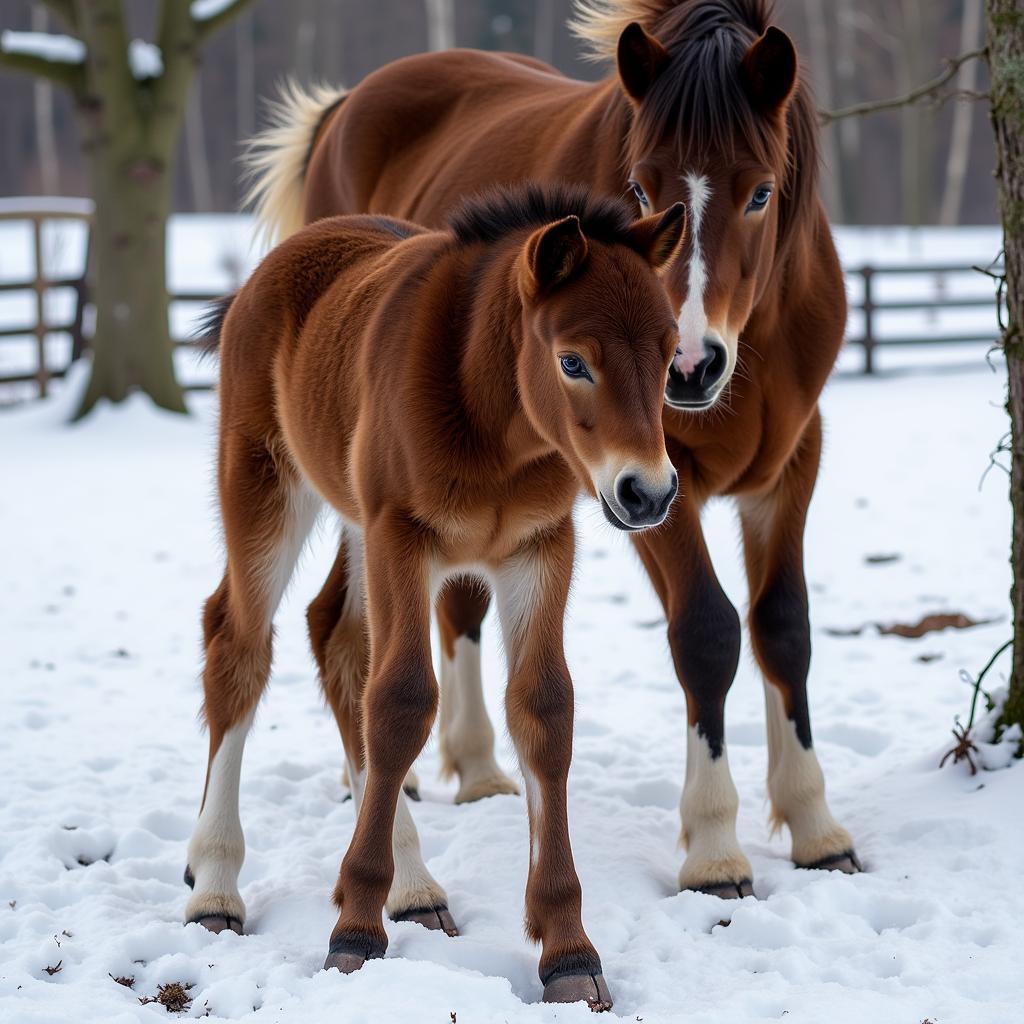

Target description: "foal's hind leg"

left=307, top=530, right=454, bottom=934
left=184, top=441, right=321, bottom=933
left=437, top=580, right=519, bottom=803
left=739, top=410, right=860, bottom=874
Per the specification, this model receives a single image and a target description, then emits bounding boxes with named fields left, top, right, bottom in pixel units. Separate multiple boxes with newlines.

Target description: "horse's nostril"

left=666, top=340, right=728, bottom=407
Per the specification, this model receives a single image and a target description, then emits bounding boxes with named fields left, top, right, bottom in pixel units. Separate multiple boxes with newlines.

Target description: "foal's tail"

left=241, top=79, right=347, bottom=248
left=194, top=294, right=236, bottom=359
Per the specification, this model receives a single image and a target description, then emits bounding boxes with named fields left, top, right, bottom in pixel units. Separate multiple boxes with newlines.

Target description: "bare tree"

left=0, top=0, right=253, bottom=418
left=31, top=3, right=59, bottom=195
left=940, top=0, right=984, bottom=226
left=425, top=0, right=455, bottom=52
left=801, top=0, right=842, bottom=220
left=235, top=7, right=255, bottom=142
left=987, top=0, right=1024, bottom=746
left=185, top=70, right=214, bottom=213
left=534, top=0, right=556, bottom=65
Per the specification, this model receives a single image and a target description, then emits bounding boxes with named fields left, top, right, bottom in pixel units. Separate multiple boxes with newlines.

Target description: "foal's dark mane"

left=576, top=0, right=820, bottom=257
left=449, top=182, right=643, bottom=253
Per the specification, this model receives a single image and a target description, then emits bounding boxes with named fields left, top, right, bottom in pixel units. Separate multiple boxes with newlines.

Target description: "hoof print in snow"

left=392, top=905, right=458, bottom=936
left=800, top=849, right=863, bottom=874
left=542, top=972, right=613, bottom=1012
left=189, top=914, right=243, bottom=935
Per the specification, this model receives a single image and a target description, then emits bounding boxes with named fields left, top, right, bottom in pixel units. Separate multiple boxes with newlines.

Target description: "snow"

left=1, top=343, right=1022, bottom=1021
left=190, top=0, right=237, bottom=23
left=128, top=40, right=163, bottom=81
left=0, top=30, right=85, bottom=64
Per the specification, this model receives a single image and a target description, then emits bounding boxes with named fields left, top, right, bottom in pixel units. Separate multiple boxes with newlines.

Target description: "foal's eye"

left=629, top=181, right=649, bottom=207
left=747, top=185, right=773, bottom=212
left=559, top=354, right=592, bottom=381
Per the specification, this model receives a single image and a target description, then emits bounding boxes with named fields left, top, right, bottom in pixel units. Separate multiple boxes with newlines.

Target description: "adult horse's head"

left=575, top=0, right=816, bottom=411
left=454, top=185, right=686, bottom=530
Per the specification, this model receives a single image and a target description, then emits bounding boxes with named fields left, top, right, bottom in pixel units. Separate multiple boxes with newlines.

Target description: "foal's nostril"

left=616, top=474, right=646, bottom=518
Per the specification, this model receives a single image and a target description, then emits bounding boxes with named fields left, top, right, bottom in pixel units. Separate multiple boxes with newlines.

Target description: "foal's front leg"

left=494, top=519, right=612, bottom=1012
left=325, top=511, right=440, bottom=972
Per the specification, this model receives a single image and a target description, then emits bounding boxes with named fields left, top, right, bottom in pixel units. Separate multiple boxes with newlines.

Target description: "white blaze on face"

left=675, top=173, right=712, bottom=375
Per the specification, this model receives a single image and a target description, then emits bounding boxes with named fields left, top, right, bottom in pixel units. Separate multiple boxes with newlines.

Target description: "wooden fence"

left=0, top=203, right=1004, bottom=400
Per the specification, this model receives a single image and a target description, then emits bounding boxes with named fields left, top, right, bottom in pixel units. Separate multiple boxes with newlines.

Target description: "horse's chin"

left=599, top=494, right=644, bottom=533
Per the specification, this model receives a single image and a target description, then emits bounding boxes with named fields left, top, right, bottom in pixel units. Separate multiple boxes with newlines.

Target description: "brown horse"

left=245, top=0, right=859, bottom=901
left=184, top=184, right=686, bottom=1010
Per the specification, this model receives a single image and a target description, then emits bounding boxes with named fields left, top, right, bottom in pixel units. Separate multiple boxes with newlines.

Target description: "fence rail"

left=0, top=204, right=1005, bottom=399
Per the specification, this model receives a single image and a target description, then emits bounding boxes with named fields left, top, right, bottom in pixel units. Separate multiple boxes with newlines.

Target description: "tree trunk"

left=425, top=0, right=455, bottom=51
left=802, top=0, right=843, bottom=221
left=940, top=0, right=984, bottom=226
left=31, top=3, right=60, bottom=195
left=75, top=151, right=183, bottom=417
left=988, top=0, right=1024, bottom=748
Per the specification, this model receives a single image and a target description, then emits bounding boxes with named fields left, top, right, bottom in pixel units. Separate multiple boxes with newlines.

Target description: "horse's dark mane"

left=617, top=0, right=820, bottom=254
left=448, top=182, right=642, bottom=252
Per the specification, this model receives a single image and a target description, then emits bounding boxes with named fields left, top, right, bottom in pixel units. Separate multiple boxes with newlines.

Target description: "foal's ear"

left=617, top=22, right=670, bottom=104
left=628, top=201, right=686, bottom=271
left=741, top=26, right=798, bottom=116
left=524, top=215, right=589, bottom=295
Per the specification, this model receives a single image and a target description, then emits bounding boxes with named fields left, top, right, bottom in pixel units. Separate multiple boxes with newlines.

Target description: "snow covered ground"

left=1, top=354, right=1022, bottom=1023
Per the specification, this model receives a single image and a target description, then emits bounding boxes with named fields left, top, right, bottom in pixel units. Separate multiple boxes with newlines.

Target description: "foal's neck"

left=456, top=239, right=551, bottom=468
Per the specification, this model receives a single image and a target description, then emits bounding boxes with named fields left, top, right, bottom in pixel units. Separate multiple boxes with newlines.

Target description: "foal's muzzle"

left=600, top=469, right=678, bottom=531
left=665, top=337, right=729, bottom=410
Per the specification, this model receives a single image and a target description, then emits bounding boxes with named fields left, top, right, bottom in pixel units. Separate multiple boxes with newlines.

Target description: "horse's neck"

left=556, top=78, right=634, bottom=195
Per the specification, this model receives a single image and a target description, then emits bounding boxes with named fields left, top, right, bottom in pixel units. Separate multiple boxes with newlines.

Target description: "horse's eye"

left=560, top=354, right=592, bottom=381
left=747, top=185, right=773, bottom=212
left=629, top=181, right=649, bottom=207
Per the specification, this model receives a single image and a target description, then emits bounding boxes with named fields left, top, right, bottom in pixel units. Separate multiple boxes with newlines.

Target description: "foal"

left=184, top=184, right=685, bottom=1010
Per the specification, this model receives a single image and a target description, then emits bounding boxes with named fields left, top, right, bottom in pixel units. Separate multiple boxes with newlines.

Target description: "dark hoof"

left=183, top=865, right=195, bottom=889
left=323, top=950, right=367, bottom=974
left=403, top=785, right=421, bottom=802
left=694, top=878, right=754, bottom=900
left=323, top=932, right=386, bottom=974
left=543, top=973, right=613, bottom=1012
left=189, top=914, right=242, bottom=935
left=392, top=905, right=458, bottom=936
left=800, top=850, right=863, bottom=874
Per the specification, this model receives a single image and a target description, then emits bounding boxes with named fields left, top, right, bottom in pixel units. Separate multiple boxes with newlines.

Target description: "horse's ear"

left=524, top=215, right=589, bottom=295
left=741, top=26, right=798, bottom=115
left=628, top=202, right=686, bottom=271
left=617, top=22, right=670, bottom=104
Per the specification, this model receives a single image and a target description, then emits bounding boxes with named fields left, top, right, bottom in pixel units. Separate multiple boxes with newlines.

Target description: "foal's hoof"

left=800, top=849, right=863, bottom=874
left=403, top=784, right=422, bottom=802
left=183, top=865, right=195, bottom=889
left=454, top=771, right=520, bottom=804
left=323, top=933, right=386, bottom=974
left=695, top=878, right=754, bottom=900
left=543, top=972, right=613, bottom=1012
left=392, top=905, right=458, bottom=936
left=190, top=914, right=243, bottom=935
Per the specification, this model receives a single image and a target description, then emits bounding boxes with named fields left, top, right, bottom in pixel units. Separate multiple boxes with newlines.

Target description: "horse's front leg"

left=739, top=408, right=860, bottom=874
left=436, top=580, right=520, bottom=803
left=632, top=476, right=753, bottom=898
left=494, top=518, right=612, bottom=1012
left=325, top=510, right=441, bottom=971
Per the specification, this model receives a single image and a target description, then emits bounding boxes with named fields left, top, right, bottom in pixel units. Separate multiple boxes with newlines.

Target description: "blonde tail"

left=241, top=79, right=347, bottom=248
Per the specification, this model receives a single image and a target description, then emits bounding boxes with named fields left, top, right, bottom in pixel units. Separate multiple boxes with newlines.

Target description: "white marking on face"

left=675, top=173, right=712, bottom=374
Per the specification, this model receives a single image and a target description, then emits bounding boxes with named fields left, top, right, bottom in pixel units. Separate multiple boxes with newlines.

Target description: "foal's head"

left=576, top=0, right=817, bottom=410
left=453, top=184, right=684, bottom=531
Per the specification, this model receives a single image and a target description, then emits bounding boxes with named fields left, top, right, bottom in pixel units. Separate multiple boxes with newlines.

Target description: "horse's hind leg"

left=184, top=440, right=321, bottom=933
left=739, top=410, right=860, bottom=874
left=436, top=580, right=519, bottom=802
left=308, top=529, right=454, bottom=934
